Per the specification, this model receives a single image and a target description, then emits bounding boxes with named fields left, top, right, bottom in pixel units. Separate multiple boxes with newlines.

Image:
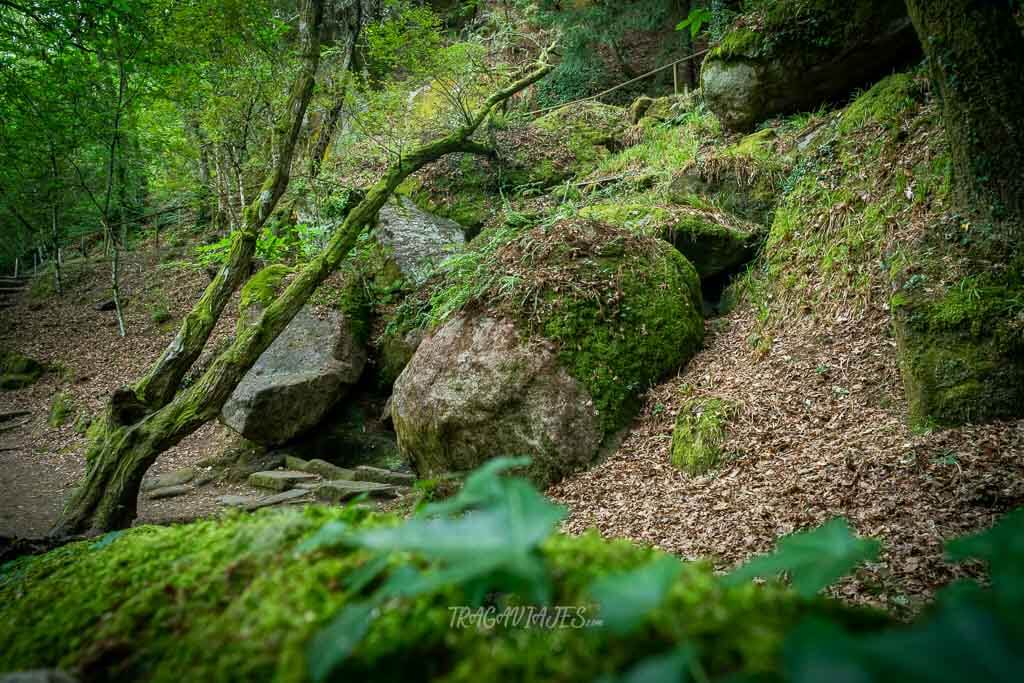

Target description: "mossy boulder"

left=391, top=218, right=704, bottom=486
left=892, top=271, right=1024, bottom=427
left=0, top=348, right=44, bottom=390
left=701, top=0, right=920, bottom=131
left=580, top=201, right=762, bottom=279
left=221, top=270, right=369, bottom=446
left=374, top=195, right=465, bottom=283
left=671, top=397, right=738, bottom=475
left=0, top=506, right=873, bottom=682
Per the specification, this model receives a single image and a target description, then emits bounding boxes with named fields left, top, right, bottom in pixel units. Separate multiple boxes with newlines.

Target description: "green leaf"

left=306, top=601, right=375, bottom=682
left=419, top=455, right=532, bottom=517
left=589, top=556, right=683, bottom=634
left=605, top=646, right=697, bottom=683
left=297, top=520, right=351, bottom=554
left=724, top=518, right=881, bottom=598
left=676, top=8, right=712, bottom=39
left=946, top=508, right=1024, bottom=606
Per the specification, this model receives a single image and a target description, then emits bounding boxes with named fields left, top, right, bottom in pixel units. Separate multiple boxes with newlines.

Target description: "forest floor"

left=550, top=300, right=1024, bottom=615
left=0, top=247, right=256, bottom=537
left=3, top=244, right=1024, bottom=613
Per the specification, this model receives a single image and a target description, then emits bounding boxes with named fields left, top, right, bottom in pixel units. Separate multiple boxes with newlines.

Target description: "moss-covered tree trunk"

left=905, top=0, right=1024, bottom=231
left=53, top=55, right=554, bottom=536
left=895, top=1, right=1024, bottom=426
left=131, top=0, right=328, bottom=410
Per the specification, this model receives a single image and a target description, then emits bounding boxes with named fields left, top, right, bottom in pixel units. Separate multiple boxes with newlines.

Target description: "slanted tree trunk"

left=53, top=52, right=554, bottom=537
left=905, top=0, right=1024, bottom=234
left=131, top=0, right=328, bottom=411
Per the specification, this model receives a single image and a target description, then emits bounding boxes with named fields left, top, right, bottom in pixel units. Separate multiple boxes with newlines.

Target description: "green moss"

left=710, top=0, right=898, bottom=61
left=838, top=72, right=925, bottom=135
left=239, top=264, right=292, bottom=312
left=671, top=398, right=737, bottom=475
left=0, top=505, right=874, bottom=682
left=48, top=391, right=75, bottom=427
left=0, top=349, right=43, bottom=390
left=541, top=235, right=704, bottom=434
left=893, top=269, right=1024, bottom=426
left=580, top=201, right=758, bottom=278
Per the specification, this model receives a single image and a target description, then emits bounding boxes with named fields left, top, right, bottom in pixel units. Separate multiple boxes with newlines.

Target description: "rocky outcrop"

left=390, top=218, right=705, bottom=486
left=220, top=305, right=367, bottom=445
left=374, top=196, right=465, bottom=282
left=701, top=0, right=920, bottom=131
left=391, top=315, right=602, bottom=486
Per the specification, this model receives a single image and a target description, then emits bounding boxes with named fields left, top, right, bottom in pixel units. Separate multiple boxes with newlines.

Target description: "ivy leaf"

left=419, top=455, right=532, bottom=517
left=589, top=555, right=683, bottom=634
left=676, top=8, right=713, bottom=39
left=306, top=601, right=375, bottom=683
left=724, top=518, right=880, bottom=597
left=946, top=508, right=1024, bottom=606
left=600, top=646, right=698, bottom=683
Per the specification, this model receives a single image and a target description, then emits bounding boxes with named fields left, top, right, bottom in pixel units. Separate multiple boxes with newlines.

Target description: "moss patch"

left=0, top=505, right=877, bottom=682
left=671, top=398, right=738, bottom=475
left=892, top=267, right=1024, bottom=427
left=48, top=391, right=75, bottom=427
left=580, top=201, right=760, bottom=279
left=0, top=349, right=43, bottom=390
left=239, top=264, right=292, bottom=313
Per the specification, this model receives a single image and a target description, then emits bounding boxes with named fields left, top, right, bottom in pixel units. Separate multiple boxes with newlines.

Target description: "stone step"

left=141, top=467, right=196, bottom=492
left=353, top=465, right=416, bottom=487
left=146, top=484, right=192, bottom=500
left=304, top=458, right=355, bottom=481
left=246, top=488, right=312, bottom=510
left=248, top=469, right=318, bottom=491
left=314, top=480, right=400, bottom=504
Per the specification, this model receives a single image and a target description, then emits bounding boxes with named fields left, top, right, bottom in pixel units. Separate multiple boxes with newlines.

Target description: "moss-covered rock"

left=0, top=506, right=874, bottom=682
left=390, top=218, right=705, bottom=485
left=0, top=348, right=44, bottom=390
left=701, top=0, right=920, bottom=131
left=673, top=127, right=790, bottom=224
left=580, top=201, right=762, bottom=278
left=892, top=269, right=1024, bottom=427
left=671, top=397, right=738, bottom=475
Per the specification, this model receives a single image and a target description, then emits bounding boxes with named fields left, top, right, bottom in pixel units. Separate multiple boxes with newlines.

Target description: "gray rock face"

left=701, top=6, right=919, bottom=131
left=391, top=315, right=602, bottom=487
left=375, top=196, right=465, bottom=282
left=220, top=306, right=367, bottom=445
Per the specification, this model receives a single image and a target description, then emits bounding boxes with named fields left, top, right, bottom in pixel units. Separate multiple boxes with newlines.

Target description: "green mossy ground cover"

left=671, top=397, right=738, bottom=475
left=0, top=505, right=871, bottom=683
left=0, top=348, right=44, bottom=390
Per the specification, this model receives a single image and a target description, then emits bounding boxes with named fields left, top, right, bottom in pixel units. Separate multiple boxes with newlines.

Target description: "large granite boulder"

left=391, top=315, right=602, bottom=486
left=374, top=196, right=465, bottom=282
left=701, top=0, right=920, bottom=131
left=390, top=218, right=705, bottom=486
left=220, top=304, right=367, bottom=446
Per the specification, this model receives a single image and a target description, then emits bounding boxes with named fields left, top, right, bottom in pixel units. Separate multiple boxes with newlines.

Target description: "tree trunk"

left=131, top=0, right=328, bottom=410
left=905, top=0, right=1024, bottom=235
left=895, top=1, right=1024, bottom=427
left=53, top=53, right=554, bottom=537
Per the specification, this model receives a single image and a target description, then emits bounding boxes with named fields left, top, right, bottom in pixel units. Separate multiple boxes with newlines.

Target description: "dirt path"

left=0, top=251, right=256, bottom=537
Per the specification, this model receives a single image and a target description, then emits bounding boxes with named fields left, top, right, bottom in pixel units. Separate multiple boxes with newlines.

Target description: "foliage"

left=5, top=454, right=1024, bottom=681
left=677, top=7, right=713, bottom=38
